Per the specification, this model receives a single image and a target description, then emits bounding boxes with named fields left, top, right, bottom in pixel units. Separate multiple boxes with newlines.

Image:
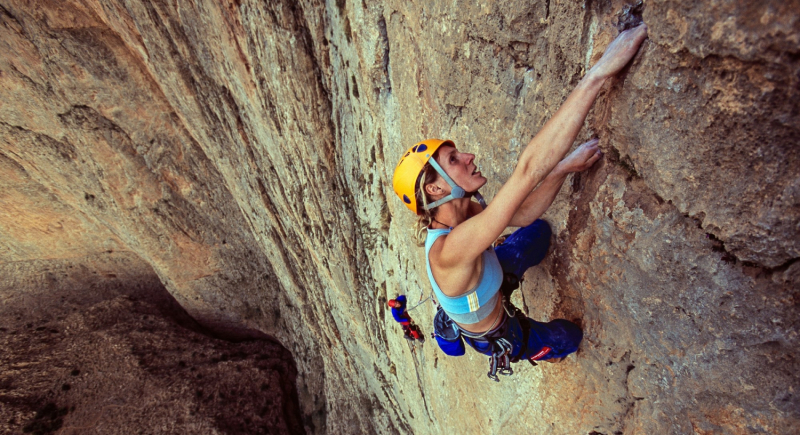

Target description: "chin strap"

left=472, top=192, right=487, bottom=209
left=425, top=158, right=487, bottom=210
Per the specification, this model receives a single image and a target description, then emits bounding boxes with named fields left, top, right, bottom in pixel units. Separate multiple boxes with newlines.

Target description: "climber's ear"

left=425, top=183, right=439, bottom=196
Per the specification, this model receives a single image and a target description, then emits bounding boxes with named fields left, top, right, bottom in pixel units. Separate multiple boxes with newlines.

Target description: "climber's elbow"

left=515, top=155, right=550, bottom=189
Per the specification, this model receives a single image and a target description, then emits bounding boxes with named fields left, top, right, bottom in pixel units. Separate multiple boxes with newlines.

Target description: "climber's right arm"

left=443, top=73, right=609, bottom=260
left=439, top=24, right=648, bottom=266
left=512, top=23, right=648, bottom=195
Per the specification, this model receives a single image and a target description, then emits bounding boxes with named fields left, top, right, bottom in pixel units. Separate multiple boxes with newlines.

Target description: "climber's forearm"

left=508, top=164, right=569, bottom=227
left=515, top=73, right=606, bottom=185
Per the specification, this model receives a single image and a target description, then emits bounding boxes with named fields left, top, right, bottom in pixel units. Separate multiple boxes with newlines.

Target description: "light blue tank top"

left=425, top=228, right=503, bottom=324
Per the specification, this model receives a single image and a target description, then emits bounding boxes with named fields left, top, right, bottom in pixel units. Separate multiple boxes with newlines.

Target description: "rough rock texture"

left=0, top=0, right=797, bottom=434
left=0, top=253, right=303, bottom=434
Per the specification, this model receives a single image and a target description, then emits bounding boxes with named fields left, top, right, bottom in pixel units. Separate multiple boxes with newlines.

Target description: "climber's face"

left=432, top=145, right=487, bottom=193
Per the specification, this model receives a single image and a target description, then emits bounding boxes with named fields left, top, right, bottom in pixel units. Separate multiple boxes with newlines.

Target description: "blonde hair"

left=413, top=162, right=441, bottom=246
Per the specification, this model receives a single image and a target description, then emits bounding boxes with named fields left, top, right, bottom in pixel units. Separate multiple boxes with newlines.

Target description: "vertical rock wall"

left=1, top=0, right=797, bottom=434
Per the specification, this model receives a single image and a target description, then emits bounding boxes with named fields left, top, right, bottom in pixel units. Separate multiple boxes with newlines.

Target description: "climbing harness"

left=432, top=272, right=553, bottom=382
left=459, top=301, right=517, bottom=381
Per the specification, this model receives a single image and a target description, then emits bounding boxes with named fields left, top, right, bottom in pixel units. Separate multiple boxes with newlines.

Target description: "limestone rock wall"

left=0, top=1, right=797, bottom=434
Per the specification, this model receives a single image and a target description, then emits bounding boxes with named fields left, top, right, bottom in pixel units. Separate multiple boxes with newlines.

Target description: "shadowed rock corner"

left=0, top=253, right=305, bottom=435
left=616, top=0, right=645, bottom=32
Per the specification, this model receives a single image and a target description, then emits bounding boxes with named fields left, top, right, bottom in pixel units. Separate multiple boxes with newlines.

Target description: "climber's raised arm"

left=515, top=23, right=647, bottom=185
left=440, top=24, right=648, bottom=264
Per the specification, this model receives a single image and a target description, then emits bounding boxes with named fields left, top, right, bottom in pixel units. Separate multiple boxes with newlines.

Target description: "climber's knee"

left=536, top=219, right=552, bottom=241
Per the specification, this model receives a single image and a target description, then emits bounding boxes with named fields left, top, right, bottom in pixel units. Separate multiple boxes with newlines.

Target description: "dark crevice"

left=0, top=3, right=20, bottom=27
left=0, top=148, right=30, bottom=176
left=263, top=89, right=284, bottom=136
left=605, top=139, right=791, bottom=274
left=343, top=17, right=352, bottom=43
left=706, top=230, right=800, bottom=275
left=335, top=0, right=346, bottom=16
left=616, top=1, right=645, bottom=32
left=377, top=15, right=392, bottom=93
left=351, top=74, right=359, bottom=98
left=746, top=256, right=800, bottom=277
left=6, top=61, right=50, bottom=95
left=616, top=353, right=639, bottom=435
left=706, top=232, right=737, bottom=264
left=605, top=146, right=639, bottom=180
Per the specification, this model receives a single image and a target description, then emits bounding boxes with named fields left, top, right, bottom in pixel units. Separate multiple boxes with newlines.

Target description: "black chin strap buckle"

left=470, top=191, right=487, bottom=209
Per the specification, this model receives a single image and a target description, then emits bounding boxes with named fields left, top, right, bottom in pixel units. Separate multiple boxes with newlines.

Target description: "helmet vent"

left=413, top=144, right=428, bottom=152
left=403, top=194, right=411, bottom=204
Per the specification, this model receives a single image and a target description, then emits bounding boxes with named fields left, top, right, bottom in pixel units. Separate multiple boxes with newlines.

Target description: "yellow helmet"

left=392, top=139, right=453, bottom=214
left=393, top=138, right=488, bottom=214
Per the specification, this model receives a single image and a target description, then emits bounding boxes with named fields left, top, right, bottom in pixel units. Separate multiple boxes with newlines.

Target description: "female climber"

left=391, top=24, right=648, bottom=380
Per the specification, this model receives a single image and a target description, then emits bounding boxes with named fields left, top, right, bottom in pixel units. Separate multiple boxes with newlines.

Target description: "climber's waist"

left=457, top=308, right=509, bottom=341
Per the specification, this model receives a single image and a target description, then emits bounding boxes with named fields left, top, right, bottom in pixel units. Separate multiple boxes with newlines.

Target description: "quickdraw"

left=486, top=337, right=514, bottom=381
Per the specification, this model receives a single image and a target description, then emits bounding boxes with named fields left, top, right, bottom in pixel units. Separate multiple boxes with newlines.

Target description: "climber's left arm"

left=508, top=138, right=602, bottom=227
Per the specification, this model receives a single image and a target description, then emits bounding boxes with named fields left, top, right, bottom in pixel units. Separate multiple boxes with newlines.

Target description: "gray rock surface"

left=0, top=0, right=797, bottom=434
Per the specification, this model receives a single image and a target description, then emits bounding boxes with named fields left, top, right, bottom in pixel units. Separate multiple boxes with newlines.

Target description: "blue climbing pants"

left=494, top=218, right=553, bottom=278
left=463, top=315, right=583, bottom=360
left=464, top=219, right=583, bottom=361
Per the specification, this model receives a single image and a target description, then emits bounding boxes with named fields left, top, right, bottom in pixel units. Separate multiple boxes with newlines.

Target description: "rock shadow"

left=0, top=253, right=305, bottom=435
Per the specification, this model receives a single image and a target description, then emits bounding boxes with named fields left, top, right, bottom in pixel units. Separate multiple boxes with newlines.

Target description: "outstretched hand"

left=557, top=138, right=602, bottom=173
left=589, top=24, right=648, bottom=80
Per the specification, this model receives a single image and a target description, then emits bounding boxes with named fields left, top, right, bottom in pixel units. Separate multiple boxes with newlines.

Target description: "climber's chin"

left=459, top=166, right=487, bottom=194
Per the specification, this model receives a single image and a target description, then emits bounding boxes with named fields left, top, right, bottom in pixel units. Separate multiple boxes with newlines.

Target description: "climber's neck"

left=429, top=198, right=472, bottom=229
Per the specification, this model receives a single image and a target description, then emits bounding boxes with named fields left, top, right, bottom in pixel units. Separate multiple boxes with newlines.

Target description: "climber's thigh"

left=495, top=219, right=552, bottom=278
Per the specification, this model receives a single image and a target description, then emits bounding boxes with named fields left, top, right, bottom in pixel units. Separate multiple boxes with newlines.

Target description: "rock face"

left=0, top=253, right=303, bottom=434
left=0, top=1, right=797, bottom=434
